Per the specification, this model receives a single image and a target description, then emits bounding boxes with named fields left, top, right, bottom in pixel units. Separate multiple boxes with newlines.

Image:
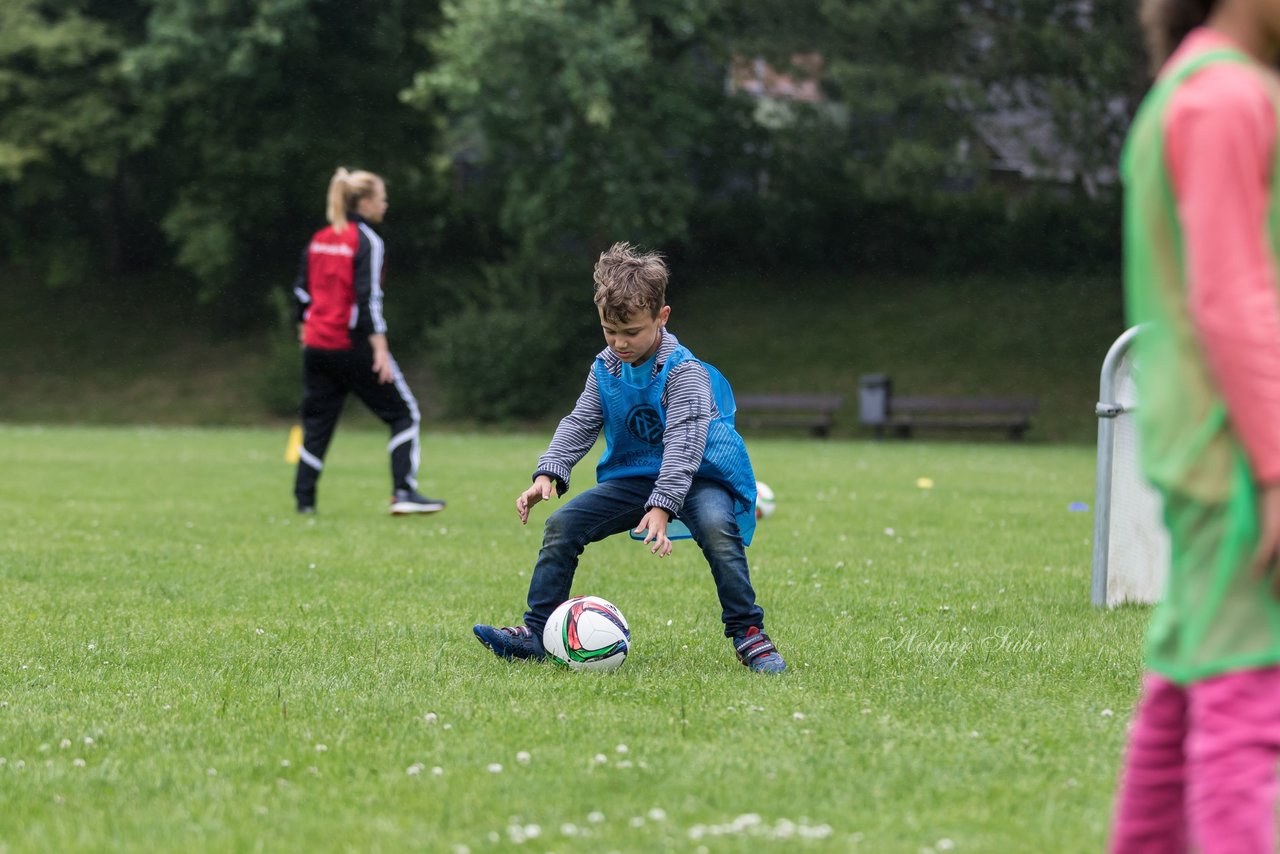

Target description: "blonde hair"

left=592, top=242, right=668, bottom=323
left=325, top=167, right=383, bottom=233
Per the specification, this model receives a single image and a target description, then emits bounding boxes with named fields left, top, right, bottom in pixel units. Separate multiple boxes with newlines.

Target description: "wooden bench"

left=858, top=375, right=1036, bottom=439
left=734, top=394, right=844, bottom=438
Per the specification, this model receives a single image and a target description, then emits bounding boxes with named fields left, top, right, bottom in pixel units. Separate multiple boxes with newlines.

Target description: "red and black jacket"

left=291, top=212, right=387, bottom=350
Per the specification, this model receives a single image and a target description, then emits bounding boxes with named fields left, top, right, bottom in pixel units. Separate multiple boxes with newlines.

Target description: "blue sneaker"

left=473, top=624, right=546, bottom=661
left=733, top=627, right=786, bottom=673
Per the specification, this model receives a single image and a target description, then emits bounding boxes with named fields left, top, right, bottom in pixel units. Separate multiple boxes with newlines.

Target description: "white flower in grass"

left=73, top=758, right=86, bottom=768
left=523, top=824, right=541, bottom=839
left=515, top=751, right=531, bottom=764
left=443, top=723, right=453, bottom=730
left=432, top=766, right=444, bottom=777
left=280, top=759, right=290, bottom=767
left=802, top=824, right=833, bottom=839
left=1101, top=708, right=1114, bottom=717
left=592, top=754, right=608, bottom=765
left=87, top=643, right=96, bottom=651
left=206, top=768, right=217, bottom=777
left=83, top=737, right=94, bottom=747
left=629, top=816, right=645, bottom=828
left=487, top=763, right=503, bottom=773
left=59, top=739, right=70, bottom=749
left=423, top=712, right=438, bottom=725
left=587, top=811, right=605, bottom=824
left=560, top=822, right=579, bottom=836
left=315, top=743, right=327, bottom=752
left=937, top=838, right=955, bottom=850
left=407, top=764, right=423, bottom=776
left=647, top=808, right=667, bottom=822
left=884, top=527, right=895, bottom=536
left=255, top=628, right=264, bottom=635
left=793, top=712, right=806, bottom=721
left=452, top=845, right=471, bottom=854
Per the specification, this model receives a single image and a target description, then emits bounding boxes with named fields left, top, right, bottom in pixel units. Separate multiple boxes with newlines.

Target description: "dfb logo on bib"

left=626, top=404, right=664, bottom=445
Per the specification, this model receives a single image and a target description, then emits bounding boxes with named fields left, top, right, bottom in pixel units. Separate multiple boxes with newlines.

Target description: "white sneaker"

left=390, top=489, right=446, bottom=515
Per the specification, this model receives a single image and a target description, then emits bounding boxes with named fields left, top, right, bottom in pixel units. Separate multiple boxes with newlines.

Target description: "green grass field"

left=0, top=425, right=1148, bottom=852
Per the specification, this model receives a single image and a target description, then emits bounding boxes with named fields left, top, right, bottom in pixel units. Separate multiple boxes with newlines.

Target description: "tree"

left=122, top=0, right=443, bottom=323
left=0, top=0, right=155, bottom=282
left=0, top=0, right=445, bottom=327
left=405, top=0, right=736, bottom=283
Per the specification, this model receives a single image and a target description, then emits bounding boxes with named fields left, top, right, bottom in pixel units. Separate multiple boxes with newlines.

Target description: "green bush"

left=429, top=302, right=598, bottom=422
left=255, top=291, right=303, bottom=418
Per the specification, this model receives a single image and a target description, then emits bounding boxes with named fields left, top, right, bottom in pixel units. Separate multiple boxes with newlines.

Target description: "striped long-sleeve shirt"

left=534, top=331, right=714, bottom=516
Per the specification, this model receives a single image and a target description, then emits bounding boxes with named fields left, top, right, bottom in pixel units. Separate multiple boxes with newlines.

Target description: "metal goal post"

left=1090, top=325, right=1170, bottom=608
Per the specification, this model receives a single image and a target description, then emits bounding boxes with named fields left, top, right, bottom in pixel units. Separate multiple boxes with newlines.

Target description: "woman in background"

left=290, top=167, right=445, bottom=516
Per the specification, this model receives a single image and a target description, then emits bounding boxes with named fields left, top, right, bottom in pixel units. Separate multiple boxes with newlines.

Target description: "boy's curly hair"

left=593, top=242, right=668, bottom=323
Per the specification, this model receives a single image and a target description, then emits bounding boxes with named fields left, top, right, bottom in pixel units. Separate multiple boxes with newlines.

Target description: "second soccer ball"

left=755, top=481, right=776, bottom=519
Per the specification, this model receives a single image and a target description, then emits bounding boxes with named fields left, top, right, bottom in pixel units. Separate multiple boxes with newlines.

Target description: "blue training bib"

left=595, top=345, right=757, bottom=545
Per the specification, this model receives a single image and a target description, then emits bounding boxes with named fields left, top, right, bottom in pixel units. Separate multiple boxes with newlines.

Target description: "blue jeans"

left=523, top=476, right=766, bottom=638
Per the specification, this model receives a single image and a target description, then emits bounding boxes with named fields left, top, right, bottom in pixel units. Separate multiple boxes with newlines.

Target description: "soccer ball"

left=542, top=596, right=630, bottom=671
left=755, top=481, right=776, bottom=519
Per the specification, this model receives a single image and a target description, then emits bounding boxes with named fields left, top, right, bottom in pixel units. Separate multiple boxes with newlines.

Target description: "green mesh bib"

left=1123, top=47, right=1280, bottom=682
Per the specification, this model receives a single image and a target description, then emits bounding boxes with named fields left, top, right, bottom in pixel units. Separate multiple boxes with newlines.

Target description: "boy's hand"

left=635, top=507, right=673, bottom=557
left=517, top=475, right=556, bottom=525
left=1253, top=484, right=1280, bottom=594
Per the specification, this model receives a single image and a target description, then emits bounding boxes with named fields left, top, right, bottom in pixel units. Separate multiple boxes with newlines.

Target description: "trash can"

left=858, top=374, right=891, bottom=426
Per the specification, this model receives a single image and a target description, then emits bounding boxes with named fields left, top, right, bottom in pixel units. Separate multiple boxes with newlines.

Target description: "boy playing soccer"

left=472, top=243, right=786, bottom=673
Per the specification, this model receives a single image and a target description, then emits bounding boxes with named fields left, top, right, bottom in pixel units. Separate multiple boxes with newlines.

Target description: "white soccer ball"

left=755, top=481, right=776, bottom=519
left=542, top=596, right=630, bottom=671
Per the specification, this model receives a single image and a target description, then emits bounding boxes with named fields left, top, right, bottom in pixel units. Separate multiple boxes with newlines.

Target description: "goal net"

left=1091, top=326, right=1170, bottom=607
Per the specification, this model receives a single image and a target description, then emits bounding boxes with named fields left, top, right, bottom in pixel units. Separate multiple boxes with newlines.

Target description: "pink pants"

left=1110, top=667, right=1280, bottom=853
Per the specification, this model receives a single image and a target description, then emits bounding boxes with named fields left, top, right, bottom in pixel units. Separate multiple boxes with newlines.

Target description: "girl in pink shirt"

left=1111, top=1, right=1280, bottom=851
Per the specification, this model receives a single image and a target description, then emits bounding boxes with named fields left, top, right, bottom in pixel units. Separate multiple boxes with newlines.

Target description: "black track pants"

left=293, top=345, right=420, bottom=505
